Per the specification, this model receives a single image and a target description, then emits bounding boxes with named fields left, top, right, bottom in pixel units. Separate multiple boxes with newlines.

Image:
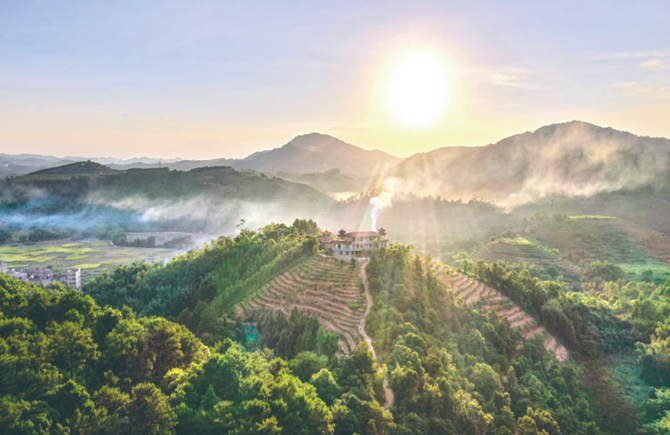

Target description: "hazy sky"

left=1, top=0, right=668, bottom=159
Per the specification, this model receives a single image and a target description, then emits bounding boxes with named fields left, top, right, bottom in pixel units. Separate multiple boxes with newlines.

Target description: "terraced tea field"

left=473, top=237, right=581, bottom=283
left=432, top=264, right=568, bottom=361
left=240, top=256, right=366, bottom=352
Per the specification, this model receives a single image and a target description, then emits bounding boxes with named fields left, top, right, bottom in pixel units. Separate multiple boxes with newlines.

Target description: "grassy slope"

left=529, top=217, right=651, bottom=265
left=514, top=188, right=670, bottom=234
left=473, top=236, right=582, bottom=283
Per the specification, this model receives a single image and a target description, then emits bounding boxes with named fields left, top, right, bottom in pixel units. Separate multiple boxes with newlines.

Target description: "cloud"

left=84, top=193, right=324, bottom=236
left=595, top=50, right=670, bottom=60
left=491, top=68, right=534, bottom=87
left=614, top=81, right=636, bottom=88
left=642, top=59, right=661, bottom=68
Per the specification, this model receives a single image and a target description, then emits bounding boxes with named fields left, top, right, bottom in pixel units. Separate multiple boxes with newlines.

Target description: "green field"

left=568, top=215, right=616, bottom=220
left=619, top=263, right=670, bottom=275
left=499, top=237, right=535, bottom=245
left=0, top=240, right=173, bottom=280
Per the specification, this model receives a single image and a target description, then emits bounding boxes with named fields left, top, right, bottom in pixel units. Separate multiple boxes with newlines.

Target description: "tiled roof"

left=345, top=231, right=381, bottom=237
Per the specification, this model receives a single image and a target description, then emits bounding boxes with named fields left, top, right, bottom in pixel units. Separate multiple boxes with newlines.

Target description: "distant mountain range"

left=4, top=122, right=670, bottom=207
left=7, top=122, right=670, bottom=246
left=0, top=153, right=182, bottom=178
left=1, top=133, right=400, bottom=179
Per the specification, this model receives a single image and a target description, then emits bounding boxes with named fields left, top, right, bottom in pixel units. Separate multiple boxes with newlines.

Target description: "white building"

left=9, top=269, right=29, bottom=281
left=67, top=268, right=81, bottom=291
left=328, top=230, right=389, bottom=258
left=0, top=261, right=7, bottom=275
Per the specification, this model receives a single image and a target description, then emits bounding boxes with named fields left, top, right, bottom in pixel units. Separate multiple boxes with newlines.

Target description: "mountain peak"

left=286, top=133, right=351, bottom=151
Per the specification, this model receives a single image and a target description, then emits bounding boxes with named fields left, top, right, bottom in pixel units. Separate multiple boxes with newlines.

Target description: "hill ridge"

left=27, top=160, right=118, bottom=176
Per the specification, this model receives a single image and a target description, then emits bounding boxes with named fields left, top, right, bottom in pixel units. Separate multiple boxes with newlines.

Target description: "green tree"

left=127, top=383, right=176, bottom=435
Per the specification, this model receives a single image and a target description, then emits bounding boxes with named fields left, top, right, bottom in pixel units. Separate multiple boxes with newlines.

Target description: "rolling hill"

left=472, top=236, right=582, bottom=283
left=4, top=164, right=332, bottom=203
left=274, top=168, right=365, bottom=195
left=384, top=121, right=670, bottom=204
left=0, top=164, right=334, bottom=233
left=27, top=160, right=118, bottom=176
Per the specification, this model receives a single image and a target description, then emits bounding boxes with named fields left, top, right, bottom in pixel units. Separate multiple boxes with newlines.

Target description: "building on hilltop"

left=320, top=229, right=389, bottom=258
left=318, top=233, right=333, bottom=244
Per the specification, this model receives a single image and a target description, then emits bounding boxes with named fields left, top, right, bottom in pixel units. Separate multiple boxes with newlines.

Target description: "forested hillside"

left=6, top=219, right=670, bottom=433
left=0, top=274, right=378, bottom=434
left=0, top=166, right=333, bottom=234
left=364, top=246, right=601, bottom=434
left=84, top=220, right=322, bottom=344
left=385, top=121, right=670, bottom=204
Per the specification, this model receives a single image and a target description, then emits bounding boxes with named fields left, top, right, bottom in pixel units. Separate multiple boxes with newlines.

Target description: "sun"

left=387, top=54, right=448, bottom=128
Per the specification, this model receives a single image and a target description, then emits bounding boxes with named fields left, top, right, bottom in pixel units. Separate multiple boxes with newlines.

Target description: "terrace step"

left=242, top=256, right=366, bottom=354
left=432, top=264, right=569, bottom=362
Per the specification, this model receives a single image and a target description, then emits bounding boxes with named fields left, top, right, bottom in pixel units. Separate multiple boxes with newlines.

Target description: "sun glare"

left=387, top=55, right=448, bottom=128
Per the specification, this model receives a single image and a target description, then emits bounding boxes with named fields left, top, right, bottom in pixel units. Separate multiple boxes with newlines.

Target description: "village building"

left=9, top=269, right=29, bottom=282
left=321, top=229, right=389, bottom=258
left=0, top=260, right=82, bottom=290
left=25, top=266, right=54, bottom=286
left=67, top=268, right=82, bottom=291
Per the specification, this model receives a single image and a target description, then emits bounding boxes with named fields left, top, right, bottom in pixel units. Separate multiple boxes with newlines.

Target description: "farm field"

left=530, top=216, right=652, bottom=265
left=432, top=263, right=569, bottom=361
left=124, top=231, right=215, bottom=247
left=239, top=255, right=366, bottom=353
left=0, top=239, right=173, bottom=280
left=473, top=237, right=582, bottom=283
left=625, top=225, right=670, bottom=266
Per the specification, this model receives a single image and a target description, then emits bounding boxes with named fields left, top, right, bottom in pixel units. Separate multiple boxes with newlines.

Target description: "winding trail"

left=360, top=260, right=394, bottom=410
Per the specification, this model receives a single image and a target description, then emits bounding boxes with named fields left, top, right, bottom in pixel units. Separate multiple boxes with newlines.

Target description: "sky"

left=0, top=0, right=669, bottom=159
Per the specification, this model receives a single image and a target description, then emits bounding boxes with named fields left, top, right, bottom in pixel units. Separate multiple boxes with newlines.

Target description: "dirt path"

left=360, top=260, right=394, bottom=410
